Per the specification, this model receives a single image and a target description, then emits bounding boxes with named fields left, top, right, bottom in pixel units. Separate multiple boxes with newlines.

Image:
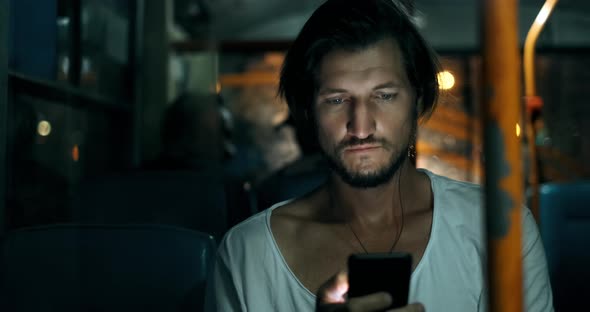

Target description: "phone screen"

left=348, top=252, right=412, bottom=310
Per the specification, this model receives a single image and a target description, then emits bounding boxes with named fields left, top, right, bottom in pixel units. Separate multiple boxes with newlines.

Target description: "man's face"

left=314, top=39, right=417, bottom=188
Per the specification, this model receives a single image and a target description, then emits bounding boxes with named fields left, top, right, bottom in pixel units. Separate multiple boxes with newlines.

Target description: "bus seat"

left=539, top=181, right=590, bottom=311
left=1, top=224, right=216, bottom=312
left=70, top=171, right=228, bottom=240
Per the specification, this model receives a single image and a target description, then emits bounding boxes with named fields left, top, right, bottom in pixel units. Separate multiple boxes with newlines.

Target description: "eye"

left=377, top=93, right=397, bottom=101
left=325, top=97, right=344, bottom=105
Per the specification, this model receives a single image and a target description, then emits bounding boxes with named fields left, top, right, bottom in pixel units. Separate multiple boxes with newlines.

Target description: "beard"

left=323, top=135, right=410, bottom=189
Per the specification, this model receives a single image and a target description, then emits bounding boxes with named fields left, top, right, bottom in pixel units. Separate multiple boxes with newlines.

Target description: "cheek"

left=377, top=104, right=414, bottom=133
left=315, top=114, right=344, bottom=145
left=315, top=123, right=332, bottom=151
left=380, top=115, right=408, bottom=134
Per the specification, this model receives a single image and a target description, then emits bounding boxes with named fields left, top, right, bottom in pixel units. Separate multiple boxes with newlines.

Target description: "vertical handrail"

left=524, top=0, right=560, bottom=97
left=67, top=0, right=81, bottom=87
left=523, top=0, right=560, bottom=220
left=481, top=0, right=524, bottom=311
left=130, top=0, right=145, bottom=168
left=138, top=0, right=169, bottom=162
left=0, top=0, right=10, bottom=234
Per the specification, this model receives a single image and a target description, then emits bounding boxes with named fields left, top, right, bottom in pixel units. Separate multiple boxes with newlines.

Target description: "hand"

left=316, top=270, right=424, bottom=312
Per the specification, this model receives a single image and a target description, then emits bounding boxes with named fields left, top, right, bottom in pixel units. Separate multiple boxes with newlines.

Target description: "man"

left=205, top=0, right=553, bottom=311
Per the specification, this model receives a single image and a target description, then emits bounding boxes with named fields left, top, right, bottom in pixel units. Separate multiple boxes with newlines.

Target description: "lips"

left=344, top=145, right=381, bottom=152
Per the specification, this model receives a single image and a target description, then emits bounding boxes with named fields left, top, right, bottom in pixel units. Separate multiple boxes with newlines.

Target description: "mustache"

left=335, top=136, right=392, bottom=153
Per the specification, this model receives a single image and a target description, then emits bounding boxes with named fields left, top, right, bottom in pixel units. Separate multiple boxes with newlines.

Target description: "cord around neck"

left=331, top=165, right=406, bottom=254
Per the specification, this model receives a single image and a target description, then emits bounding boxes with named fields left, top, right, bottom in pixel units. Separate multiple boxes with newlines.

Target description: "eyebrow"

left=317, top=82, right=401, bottom=96
left=317, top=88, right=348, bottom=96
left=372, top=82, right=401, bottom=90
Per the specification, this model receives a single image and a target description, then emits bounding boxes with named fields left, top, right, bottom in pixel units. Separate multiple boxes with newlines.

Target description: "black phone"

left=348, top=252, right=412, bottom=310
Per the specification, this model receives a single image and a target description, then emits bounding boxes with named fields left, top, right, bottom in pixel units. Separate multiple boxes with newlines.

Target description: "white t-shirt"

left=205, top=170, right=553, bottom=311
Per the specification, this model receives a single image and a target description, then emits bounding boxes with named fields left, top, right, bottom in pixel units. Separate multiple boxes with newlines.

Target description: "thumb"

left=318, top=270, right=349, bottom=304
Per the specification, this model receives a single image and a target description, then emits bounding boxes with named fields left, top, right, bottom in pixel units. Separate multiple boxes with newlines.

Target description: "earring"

left=407, top=144, right=416, bottom=158
left=408, top=132, right=417, bottom=158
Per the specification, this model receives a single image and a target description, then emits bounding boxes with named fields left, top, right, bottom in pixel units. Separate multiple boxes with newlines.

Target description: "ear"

left=416, top=96, right=424, bottom=115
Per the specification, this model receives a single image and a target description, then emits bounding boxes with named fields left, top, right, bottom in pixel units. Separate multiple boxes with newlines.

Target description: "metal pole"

left=130, top=0, right=145, bottom=168
left=481, top=0, right=524, bottom=311
left=138, top=0, right=168, bottom=163
left=0, top=0, right=9, bottom=234
left=524, top=0, right=559, bottom=98
left=67, top=0, right=81, bottom=87
left=523, top=0, right=560, bottom=220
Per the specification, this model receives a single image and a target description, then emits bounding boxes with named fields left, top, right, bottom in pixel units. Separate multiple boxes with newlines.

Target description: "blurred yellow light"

left=516, top=123, right=521, bottom=137
left=216, top=82, right=222, bottom=94
left=72, top=144, right=80, bottom=162
left=437, top=71, right=455, bottom=90
left=37, top=120, right=52, bottom=136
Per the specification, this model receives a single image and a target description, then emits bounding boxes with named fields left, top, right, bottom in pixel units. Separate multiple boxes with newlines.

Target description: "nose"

left=346, top=99, right=376, bottom=139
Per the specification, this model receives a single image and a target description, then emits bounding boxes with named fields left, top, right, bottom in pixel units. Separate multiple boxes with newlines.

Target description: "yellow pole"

left=524, top=0, right=560, bottom=97
left=481, top=0, right=523, bottom=311
left=523, top=0, right=560, bottom=220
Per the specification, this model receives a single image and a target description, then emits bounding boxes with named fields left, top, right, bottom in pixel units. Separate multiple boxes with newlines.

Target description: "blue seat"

left=1, top=224, right=216, bottom=311
left=539, top=181, right=590, bottom=311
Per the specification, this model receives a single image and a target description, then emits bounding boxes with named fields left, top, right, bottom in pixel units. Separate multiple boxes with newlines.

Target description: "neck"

left=328, top=160, right=420, bottom=228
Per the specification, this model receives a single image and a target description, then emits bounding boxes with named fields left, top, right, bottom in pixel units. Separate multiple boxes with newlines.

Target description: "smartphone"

left=348, top=252, right=412, bottom=310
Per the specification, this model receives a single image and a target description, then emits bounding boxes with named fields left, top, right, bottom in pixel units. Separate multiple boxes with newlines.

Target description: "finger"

left=318, top=270, right=349, bottom=304
left=348, top=292, right=392, bottom=312
left=316, top=302, right=349, bottom=312
left=386, top=303, right=425, bottom=312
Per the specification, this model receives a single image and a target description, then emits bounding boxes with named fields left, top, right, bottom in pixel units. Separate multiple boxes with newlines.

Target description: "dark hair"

left=279, top=0, right=440, bottom=147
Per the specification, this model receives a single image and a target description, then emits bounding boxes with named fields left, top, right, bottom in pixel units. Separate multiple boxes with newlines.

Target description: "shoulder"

left=424, top=170, right=483, bottom=232
left=271, top=191, right=323, bottom=238
left=217, top=208, right=273, bottom=260
left=428, top=171, right=482, bottom=203
left=271, top=183, right=326, bottom=221
left=270, top=188, right=328, bottom=257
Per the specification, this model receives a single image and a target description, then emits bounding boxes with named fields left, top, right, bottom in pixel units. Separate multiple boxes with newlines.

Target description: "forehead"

left=317, top=39, right=408, bottom=87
